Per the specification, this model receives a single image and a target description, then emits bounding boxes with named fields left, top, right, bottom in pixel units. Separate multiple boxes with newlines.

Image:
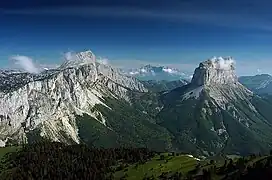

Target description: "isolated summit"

left=158, top=56, right=272, bottom=155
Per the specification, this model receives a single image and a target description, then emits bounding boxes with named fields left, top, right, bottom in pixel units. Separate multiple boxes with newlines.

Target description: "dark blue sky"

left=1, top=0, right=272, bottom=75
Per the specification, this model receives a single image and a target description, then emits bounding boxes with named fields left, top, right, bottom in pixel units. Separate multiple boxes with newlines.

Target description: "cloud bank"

left=9, top=55, right=40, bottom=74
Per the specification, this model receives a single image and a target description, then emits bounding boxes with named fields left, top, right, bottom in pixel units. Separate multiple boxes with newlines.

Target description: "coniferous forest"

left=1, top=141, right=272, bottom=180
left=0, top=141, right=156, bottom=180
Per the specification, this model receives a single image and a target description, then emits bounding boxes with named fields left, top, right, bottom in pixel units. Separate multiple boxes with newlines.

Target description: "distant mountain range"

left=122, top=65, right=192, bottom=81
left=122, top=65, right=272, bottom=96
left=1, top=51, right=272, bottom=156
left=239, top=74, right=272, bottom=95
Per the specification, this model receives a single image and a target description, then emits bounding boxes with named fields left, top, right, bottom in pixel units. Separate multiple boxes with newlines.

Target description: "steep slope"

left=157, top=57, right=272, bottom=156
left=0, top=50, right=172, bottom=151
left=239, top=74, right=272, bottom=95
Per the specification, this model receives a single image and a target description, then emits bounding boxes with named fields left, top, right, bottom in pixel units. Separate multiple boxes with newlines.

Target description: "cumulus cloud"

left=129, top=71, right=140, bottom=75
left=211, top=57, right=235, bottom=70
left=140, top=68, right=147, bottom=73
left=9, top=55, right=40, bottom=74
left=162, top=67, right=178, bottom=74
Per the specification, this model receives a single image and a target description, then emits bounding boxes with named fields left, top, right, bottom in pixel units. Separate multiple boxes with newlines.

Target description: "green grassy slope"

left=114, top=153, right=199, bottom=180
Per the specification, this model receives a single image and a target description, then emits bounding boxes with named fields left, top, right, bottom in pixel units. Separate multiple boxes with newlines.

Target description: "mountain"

left=2, top=53, right=272, bottom=156
left=124, top=65, right=192, bottom=81
left=141, top=79, right=189, bottom=92
left=239, top=74, right=272, bottom=95
left=0, top=50, right=172, bottom=151
left=157, top=57, right=272, bottom=156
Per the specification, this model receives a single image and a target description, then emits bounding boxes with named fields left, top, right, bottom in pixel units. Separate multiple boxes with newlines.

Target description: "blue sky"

left=1, top=0, right=272, bottom=75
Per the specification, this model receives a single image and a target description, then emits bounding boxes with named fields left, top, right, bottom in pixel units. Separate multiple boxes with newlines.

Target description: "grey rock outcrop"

left=191, top=57, right=237, bottom=86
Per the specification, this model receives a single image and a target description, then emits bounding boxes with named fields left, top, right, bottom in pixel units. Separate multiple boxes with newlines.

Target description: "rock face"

left=158, top=56, right=272, bottom=155
left=184, top=57, right=252, bottom=109
left=0, top=50, right=147, bottom=147
left=191, top=57, right=237, bottom=86
left=59, top=50, right=96, bottom=69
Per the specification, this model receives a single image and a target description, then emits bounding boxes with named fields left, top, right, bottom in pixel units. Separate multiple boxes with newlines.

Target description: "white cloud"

left=162, top=67, right=178, bottom=74
left=140, top=68, right=147, bottom=73
left=9, top=55, right=40, bottom=74
left=211, top=57, right=235, bottom=70
left=129, top=71, right=139, bottom=75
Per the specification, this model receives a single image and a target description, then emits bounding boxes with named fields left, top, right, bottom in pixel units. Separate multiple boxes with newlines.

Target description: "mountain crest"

left=60, top=50, right=96, bottom=69
left=191, top=56, right=237, bottom=86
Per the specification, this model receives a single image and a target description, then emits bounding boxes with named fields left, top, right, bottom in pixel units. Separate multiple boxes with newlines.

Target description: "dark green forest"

left=1, top=142, right=272, bottom=180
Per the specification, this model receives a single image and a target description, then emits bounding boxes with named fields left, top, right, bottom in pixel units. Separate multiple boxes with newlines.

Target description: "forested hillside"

left=1, top=142, right=272, bottom=180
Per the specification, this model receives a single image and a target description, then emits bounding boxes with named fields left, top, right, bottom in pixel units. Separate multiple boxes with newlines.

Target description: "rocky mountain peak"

left=60, top=50, right=96, bottom=69
left=159, top=56, right=272, bottom=156
left=191, top=56, right=237, bottom=86
left=77, top=50, right=96, bottom=61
